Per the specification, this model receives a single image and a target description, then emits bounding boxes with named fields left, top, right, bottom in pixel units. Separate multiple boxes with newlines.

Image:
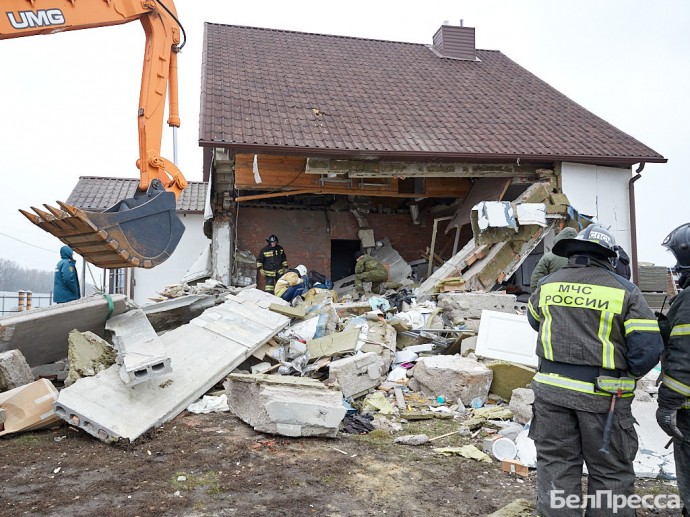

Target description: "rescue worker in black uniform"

left=527, top=224, right=663, bottom=516
left=658, top=222, right=690, bottom=516
left=256, top=234, right=288, bottom=293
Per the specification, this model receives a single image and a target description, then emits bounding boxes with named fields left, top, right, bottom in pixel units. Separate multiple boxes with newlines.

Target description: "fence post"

left=18, top=290, right=26, bottom=312
left=26, top=291, right=33, bottom=311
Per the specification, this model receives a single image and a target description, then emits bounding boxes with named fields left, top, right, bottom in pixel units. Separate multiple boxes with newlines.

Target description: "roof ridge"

left=205, top=22, right=495, bottom=51
left=77, top=176, right=206, bottom=184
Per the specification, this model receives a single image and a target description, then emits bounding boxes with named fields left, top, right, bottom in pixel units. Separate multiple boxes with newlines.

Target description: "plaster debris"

left=65, top=331, right=116, bottom=387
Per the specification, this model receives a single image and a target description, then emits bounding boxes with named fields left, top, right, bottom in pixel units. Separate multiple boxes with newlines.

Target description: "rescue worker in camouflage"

left=53, top=245, right=81, bottom=303
left=256, top=235, right=288, bottom=293
left=527, top=224, right=663, bottom=516
left=658, top=222, right=690, bottom=516
left=530, top=226, right=578, bottom=291
left=354, top=251, right=388, bottom=296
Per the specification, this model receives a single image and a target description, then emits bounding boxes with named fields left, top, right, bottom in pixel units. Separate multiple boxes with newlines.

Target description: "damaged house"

left=199, top=22, right=665, bottom=289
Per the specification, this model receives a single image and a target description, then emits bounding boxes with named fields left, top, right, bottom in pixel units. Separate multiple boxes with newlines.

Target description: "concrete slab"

left=0, top=379, right=59, bottom=436
left=53, top=289, right=290, bottom=443
left=224, top=374, right=346, bottom=437
left=0, top=294, right=129, bottom=367
left=0, top=349, right=34, bottom=391
left=106, top=309, right=172, bottom=385
left=475, top=310, right=538, bottom=368
left=142, top=294, right=216, bottom=332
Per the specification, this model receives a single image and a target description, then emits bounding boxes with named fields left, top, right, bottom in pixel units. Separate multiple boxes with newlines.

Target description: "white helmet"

left=296, top=265, right=307, bottom=277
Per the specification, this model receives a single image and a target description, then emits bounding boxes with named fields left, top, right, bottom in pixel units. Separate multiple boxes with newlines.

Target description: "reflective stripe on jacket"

left=256, top=244, right=288, bottom=274
left=659, top=280, right=690, bottom=410
left=527, top=257, right=663, bottom=411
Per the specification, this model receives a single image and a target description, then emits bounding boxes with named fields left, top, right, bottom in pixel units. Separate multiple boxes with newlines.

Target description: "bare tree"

left=0, top=258, right=53, bottom=293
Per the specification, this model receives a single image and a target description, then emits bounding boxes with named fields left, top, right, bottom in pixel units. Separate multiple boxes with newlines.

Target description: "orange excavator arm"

left=1, top=0, right=188, bottom=268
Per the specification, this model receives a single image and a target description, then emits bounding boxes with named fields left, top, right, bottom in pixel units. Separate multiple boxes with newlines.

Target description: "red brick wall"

left=236, top=207, right=458, bottom=284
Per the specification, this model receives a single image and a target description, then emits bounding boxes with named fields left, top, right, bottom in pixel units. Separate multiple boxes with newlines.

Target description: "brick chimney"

left=432, top=21, right=476, bottom=60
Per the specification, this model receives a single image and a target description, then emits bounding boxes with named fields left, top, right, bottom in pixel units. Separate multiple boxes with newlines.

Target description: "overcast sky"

left=1, top=0, right=688, bottom=273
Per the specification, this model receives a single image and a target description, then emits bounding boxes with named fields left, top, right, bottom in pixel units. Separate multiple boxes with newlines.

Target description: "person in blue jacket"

left=53, top=245, right=81, bottom=303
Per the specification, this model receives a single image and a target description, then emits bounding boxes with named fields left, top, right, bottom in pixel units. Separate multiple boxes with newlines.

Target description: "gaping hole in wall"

left=331, top=240, right=360, bottom=281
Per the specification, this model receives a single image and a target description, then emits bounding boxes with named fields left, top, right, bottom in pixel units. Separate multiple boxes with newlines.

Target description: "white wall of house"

left=560, top=162, right=633, bottom=252
left=131, top=213, right=209, bottom=305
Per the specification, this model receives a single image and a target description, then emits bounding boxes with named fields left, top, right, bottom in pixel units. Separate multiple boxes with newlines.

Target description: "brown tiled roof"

left=66, top=177, right=207, bottom=213
left=200, top=24, right=665, bottom=167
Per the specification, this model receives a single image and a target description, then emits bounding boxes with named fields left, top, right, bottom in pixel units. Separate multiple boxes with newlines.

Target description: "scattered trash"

left=187, top=394, right=230, bottom=414
left=433, top=444, right=492, bottom=463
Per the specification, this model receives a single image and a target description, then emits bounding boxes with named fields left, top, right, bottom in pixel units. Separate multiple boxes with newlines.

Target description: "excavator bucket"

left=20, top=183, right=185, bottom=269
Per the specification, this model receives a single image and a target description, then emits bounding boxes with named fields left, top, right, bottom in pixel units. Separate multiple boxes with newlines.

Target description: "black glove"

left=656, top=407, right=685, bottom=441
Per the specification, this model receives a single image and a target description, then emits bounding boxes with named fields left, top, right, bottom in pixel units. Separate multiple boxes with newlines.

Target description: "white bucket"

left=492, top=437, right=518, bottom=461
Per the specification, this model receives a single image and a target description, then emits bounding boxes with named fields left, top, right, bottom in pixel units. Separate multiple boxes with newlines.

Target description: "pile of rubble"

left=0, top=189, right=675, bottom=481
left=0, top=278, right=674, bottom=480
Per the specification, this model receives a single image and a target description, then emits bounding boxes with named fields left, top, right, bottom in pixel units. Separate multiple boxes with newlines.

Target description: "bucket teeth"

left=18, top=209, right=40, bottom=224
left=43, top=204, right=68, bottom=219
left=30, top=206, right=55, bottom=221
left=56, top=201, right=79, bottom=216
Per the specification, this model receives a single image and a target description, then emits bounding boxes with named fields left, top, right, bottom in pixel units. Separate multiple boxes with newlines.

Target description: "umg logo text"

left=6, top=9, right=65, bottom=29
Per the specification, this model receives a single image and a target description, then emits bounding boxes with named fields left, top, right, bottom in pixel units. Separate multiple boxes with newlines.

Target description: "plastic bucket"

left=492, top=437, right=518, bottom=461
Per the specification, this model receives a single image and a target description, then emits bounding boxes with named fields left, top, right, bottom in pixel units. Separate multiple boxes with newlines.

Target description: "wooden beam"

left=306, top=158, right=541, bottom=178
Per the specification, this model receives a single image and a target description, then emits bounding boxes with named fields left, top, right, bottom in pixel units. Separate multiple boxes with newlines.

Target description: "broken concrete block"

left=461, top=336, right=478, bottom=357
left=409, top=355, right=493, bottom=406
left=509, top=388, right=535, bottom=424
left=106, top=309, right=172, bottom=385
left=32, top=360, right=68, bottom=382
left=437, top=292, right=519, bottom=320
left=0, top=349, right=34, bottom=392
left=486, top=361, right=536, bottom=400
left=306, top=328, right=360, bottom=359
left=328, top=352, right=387, bottom=399
left=53, top=289, right=290, bottom=443
left=0, top=378, right=60, bottom=436
left=65, top=331, right=116, bottom=387
left=0, top=294, right=129, bottom=367
left=224, top=373, right=346, bottom=438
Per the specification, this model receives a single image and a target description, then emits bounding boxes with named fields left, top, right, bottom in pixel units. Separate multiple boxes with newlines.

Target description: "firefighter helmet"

left=266, top=234, right=279, bottom=244
left=662, top=222, right=690, bottom=271
left=295, top=264, right=307, bottom=277
left=553, top=224, right=617, bottom=259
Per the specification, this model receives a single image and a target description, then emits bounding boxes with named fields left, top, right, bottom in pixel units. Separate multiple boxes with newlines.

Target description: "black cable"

left=155, top=0, right=186, bottom=51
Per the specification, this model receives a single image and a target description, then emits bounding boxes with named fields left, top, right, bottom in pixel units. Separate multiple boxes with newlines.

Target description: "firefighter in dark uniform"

left=527, top=224, right=663, bottom=516
left=256, top=234, right=288, bottom=293
left=658, top=223, right=690, bottom=516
